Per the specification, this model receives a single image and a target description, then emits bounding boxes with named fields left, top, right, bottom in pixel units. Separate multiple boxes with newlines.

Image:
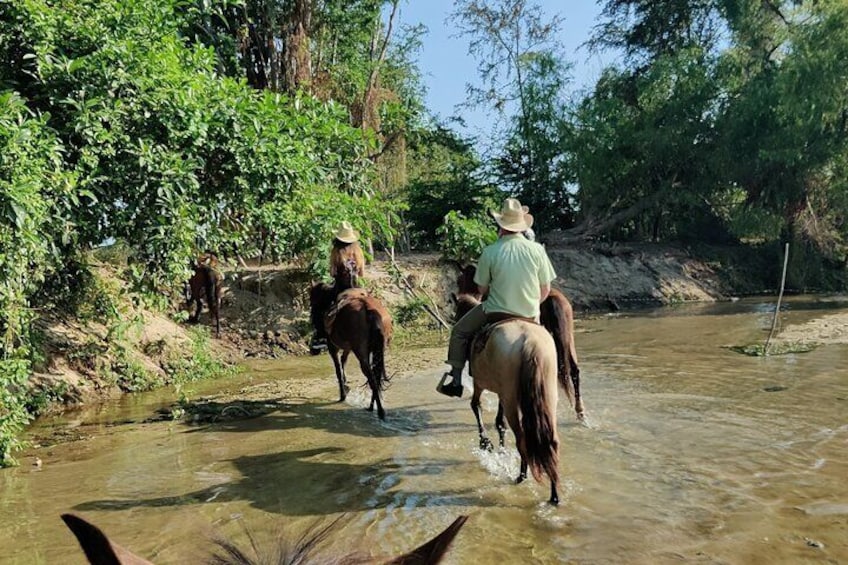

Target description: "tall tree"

left=452, top=0, right=570, bottom=231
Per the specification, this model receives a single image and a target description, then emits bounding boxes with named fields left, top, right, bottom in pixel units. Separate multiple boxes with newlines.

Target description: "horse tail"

left=366, top=308, right=389, bottom=392
left=540, top=294, right=576, bottom=408
left=518, top=339, right=559, bottom=484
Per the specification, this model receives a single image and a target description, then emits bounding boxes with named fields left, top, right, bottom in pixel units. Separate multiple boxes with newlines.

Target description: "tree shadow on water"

left=74, top=447, right=490, bottom=516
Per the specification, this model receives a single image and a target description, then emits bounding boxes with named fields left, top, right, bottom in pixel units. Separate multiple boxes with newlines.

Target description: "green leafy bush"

left=437, top=211, right=497, bottom=265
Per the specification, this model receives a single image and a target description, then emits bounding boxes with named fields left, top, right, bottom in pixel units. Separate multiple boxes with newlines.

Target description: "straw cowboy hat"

left=334, top=221, right=359, bottom=243
left=491, top=198, right=534, bottom=232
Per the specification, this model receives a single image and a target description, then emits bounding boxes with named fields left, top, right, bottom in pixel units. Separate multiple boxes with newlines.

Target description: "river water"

left=1, top=298, right=847, bottom=564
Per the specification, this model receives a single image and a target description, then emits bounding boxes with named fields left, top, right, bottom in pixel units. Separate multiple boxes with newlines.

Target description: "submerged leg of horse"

left=470, top=386, right=493, bottom=451
left=328, top=343, right=347, bottom=402
left=356, top=350, right=385, bottom=420
left=571, top=359, right=585, bottom=421
left=340, top=350, right=351, bottom=397
left=504, top=409, right=528, bottom=484
left=495, top=403, right=506, bottom=448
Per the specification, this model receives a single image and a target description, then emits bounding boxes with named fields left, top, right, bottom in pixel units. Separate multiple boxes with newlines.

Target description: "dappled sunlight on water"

left=1, top=298, right=847, bottom=563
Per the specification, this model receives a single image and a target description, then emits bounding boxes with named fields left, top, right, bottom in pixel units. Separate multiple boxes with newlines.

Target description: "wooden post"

left=764, top=242, right=790, bottom=355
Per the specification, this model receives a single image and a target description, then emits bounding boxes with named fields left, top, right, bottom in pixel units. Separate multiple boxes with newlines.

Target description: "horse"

left=185, top=252, right=224, bottom=337
left=309, top=260, right=393, bottom=419
left=61, top=512, right=468, bottom=565
left=310, top=241, right=364, bottom=354
left=450, top=264, right=585, bottom=421
left=468, top=320, right=562, bottom=505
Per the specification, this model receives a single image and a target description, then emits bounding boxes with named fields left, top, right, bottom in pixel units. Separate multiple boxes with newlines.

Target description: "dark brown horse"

left=310, top=242, right=364, bottom=353
left=450, top=264, right=585, bottom=420
left=61, top=512, right=468, bottom=564
left=310, top=260, right=393, bottom=419
left=185, top=252, right=224, bottom=337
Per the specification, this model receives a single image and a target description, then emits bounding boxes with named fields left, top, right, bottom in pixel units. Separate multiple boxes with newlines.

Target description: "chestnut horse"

left=469, top=320, right=562, bottom=504
left=61, top=512, right=468, bottom=564
left=310, top=259, right=393, bottom=419
left=450, top=264, right=585, bottom=420
left=185, top=252, right=223, bottom=337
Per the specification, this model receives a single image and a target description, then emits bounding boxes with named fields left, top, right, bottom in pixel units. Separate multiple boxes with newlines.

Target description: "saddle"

left=323, top=288, right=369, bottom=335
left=468, top=313, right=540, bottom=374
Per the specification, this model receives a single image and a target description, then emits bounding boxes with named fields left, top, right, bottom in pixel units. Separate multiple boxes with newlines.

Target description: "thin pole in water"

left=764, top=242, right=790, bottom=355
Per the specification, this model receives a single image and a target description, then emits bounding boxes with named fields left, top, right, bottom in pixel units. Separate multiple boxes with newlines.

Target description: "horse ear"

left=61, top=514, right=154, bottom=565
left=384, top=515, right=468, bottom=565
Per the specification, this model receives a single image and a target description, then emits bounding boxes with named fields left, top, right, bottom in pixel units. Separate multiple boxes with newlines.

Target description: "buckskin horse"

left=449, top=264, right=585, bottom=421
left=61, top=512, right=468, bottom=564
left=310, top=257, right=393, bottom=419
left=185, top=252, right=224, bottom=337
left=468, top=319, right=562, bottom=505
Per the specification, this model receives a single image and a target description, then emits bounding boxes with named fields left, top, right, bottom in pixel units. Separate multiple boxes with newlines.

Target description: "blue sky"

left=396, top=1, right=614, bottom=141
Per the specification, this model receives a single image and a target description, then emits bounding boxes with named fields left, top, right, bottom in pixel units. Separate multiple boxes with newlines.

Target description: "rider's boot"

left=310, top=332, right=328, bottom=355
left=437, top=366, right=464, bottom=398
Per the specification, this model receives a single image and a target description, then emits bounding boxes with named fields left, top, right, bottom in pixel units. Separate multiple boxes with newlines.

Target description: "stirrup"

left=436, top=373, right=463, bottom=398
left=310, top=336, right=328, bottom=355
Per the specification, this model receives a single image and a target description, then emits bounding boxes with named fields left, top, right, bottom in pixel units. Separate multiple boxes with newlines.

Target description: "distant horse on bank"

left=310, top=258, right=394, bottom=419
left=61, top=512, right=468, bottom=565
left=449, top=264, right=585, bottom=420
left=185, top=252, right=224, bottom=337
left=468, top=319, right=562, bottom=504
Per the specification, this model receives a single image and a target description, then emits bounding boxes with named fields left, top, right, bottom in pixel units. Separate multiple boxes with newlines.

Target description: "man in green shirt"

left=437, top=198, right=557, bottom=398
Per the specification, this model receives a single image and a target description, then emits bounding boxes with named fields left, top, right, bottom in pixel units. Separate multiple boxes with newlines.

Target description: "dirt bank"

left=25, top=243, right=743, bottom=418
left=212, top=243, right=731, bottom=358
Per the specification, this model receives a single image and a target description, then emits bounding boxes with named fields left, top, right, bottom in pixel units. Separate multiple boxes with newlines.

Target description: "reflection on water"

left=1, top=300, right=847, bottom=564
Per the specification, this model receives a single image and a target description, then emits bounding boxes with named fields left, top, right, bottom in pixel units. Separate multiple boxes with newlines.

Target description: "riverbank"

left=22, top=241, right=845, bottom=426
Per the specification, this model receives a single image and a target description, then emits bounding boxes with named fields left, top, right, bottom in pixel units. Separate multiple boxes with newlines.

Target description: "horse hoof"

left=549, top=496, right=560, bottom=506
left=366, top=405, right=374, bottom=412
left=479, top=437, right=494, bottom=452
left=515, top=474, right=526, bottom=485
left=378, top=410, right=386, bottom=420
left=338, top=395, right=346, bottom=403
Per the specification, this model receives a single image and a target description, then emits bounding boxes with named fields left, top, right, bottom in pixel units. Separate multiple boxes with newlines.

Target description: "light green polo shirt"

left=474, top=234, right=557, bottom=319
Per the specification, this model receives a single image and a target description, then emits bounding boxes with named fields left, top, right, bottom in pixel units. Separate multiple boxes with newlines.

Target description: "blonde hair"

left=329, top=239, right=365, bottom=279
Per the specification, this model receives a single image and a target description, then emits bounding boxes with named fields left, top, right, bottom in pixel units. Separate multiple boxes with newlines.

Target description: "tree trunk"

left=283, top=0, right=313, bottom=93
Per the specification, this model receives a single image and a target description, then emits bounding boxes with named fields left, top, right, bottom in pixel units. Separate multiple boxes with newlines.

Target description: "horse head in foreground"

left=469, top=319, right=562, bottom=505
left=61, top=513, right=468, bottom=565
left=185, top=251, right=224, bottom=337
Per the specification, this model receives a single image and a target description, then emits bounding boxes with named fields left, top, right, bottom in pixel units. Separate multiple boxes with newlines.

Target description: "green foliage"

left=0, top=91, right=74, bottom=465
left=574, top=0, right=848, bottom=253
left=0, top=358, right=30, bottom=466
left=496, top=52, right=575, bottom=231
left=24, top=381, right=69, bottom=417
left=393, top=296, right=428, bottom=327
left=163, top=328, right=236, bottom=385
left=437, top=211, right=497, bottom=265
left=404, top=126, right=499, bottom=247
left=0, top=0, right=404, bottom=462
left=728, top=342, right=817, bottom=357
